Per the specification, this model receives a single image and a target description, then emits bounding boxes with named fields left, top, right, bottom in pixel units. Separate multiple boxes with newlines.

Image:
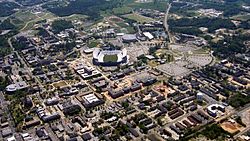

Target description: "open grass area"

left=123, top=13, right=154, bottom=23
left=126, top=0, right=169, bottom=12
left=147, top=60, right=158, bottom=67
left=21, top=12, right=56, bottom=31
left=62, top=14, right=88, bottom=21
left=116, top=21, right=136, bottom=33
left=3, top=11, right=36, bottom=30
left=231, top=13, right=250, bottom=21
left=14, top=11, right=37, bottom=22
left=88, top=40, right=100, bottom=48
left=103, top=54, right=118, bottom=62
left=52, top=81, right=68, bottom=88
left=112, top=6, right=133, bottom=15
left=5, top=10, right=57, bottom=31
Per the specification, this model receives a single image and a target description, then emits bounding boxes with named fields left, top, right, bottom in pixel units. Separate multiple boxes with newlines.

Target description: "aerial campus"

left=0, top=0, right=250, bottom=141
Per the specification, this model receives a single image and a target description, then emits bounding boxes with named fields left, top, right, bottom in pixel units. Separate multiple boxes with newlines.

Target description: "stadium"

left=93, top=47, right=128, bottom=66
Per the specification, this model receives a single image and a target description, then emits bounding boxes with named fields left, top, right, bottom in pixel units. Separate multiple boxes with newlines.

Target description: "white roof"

left=197, top=92, right=203, bottom=96
left=122, top=34, right=137, bottom=41
left=84, top=48, right=95, bottom=53
left=21, top=133, right=30, bottom=138
left=116, top=33, right=125, bottom=36
left=83, top=94, right=99, bottom=103
left=143, top=32, right=154, bottom=40
left=93, top=48, right=101, bottom=59
left=107, top=116, right=117, bottom=122
left=145, top=55, right=155, bottom=60
left=6, top=81, right=28, bottom=92
left=7, top=136, right=16, bottom=141
left=93, top=48, right=127, bottom=63
left=207, top=104, right=225, bottom=114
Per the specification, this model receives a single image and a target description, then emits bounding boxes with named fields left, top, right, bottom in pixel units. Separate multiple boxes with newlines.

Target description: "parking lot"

left=187, top=54, right=212, bottom=66
left=170, top=44, right=197, bottom=53
left=157, top=63, right=191, bottom=77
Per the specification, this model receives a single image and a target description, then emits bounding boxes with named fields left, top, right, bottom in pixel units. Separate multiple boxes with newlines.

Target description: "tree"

left=51, top=19, right=73, bottom=33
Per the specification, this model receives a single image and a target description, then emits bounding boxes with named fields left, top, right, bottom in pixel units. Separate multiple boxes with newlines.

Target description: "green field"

left=14, top=11, right=37, bottom=22
left=231, top=13, right=250, bottom=21
left=116, top=22, right=135, bottom=33
left=126, top=1, right=169, bottom=12
left=112, top=6, right=133, bottom=15
left=88, top=40, right=100, bottom=48
left=62, top=14, right=88, bottom=21
left=21, top=12, right=56, bottom=31
left=103, top=55, right=118, bottom=62
left=2, top=10, right=57, bottom=31
left=123, top=13, right=154, bottom=23
left=4, top=10, right=37, bottom=30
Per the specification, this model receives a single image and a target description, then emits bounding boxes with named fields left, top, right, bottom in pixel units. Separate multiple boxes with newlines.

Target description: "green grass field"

left=14, top=11, right=37, bottom=22
left=116, top=22, right=135, bottom=33
left=123, top=13, right=154, bottom=23
left=5, top=10, right=57, bottom=31
left=103, top=55, right=118, bottom=62
left=62, top=14, right=88, bottom=21
left=88, top=40, right=100, bottom=48
left=126, top=1, right=169, bottom=12
left=112, top=6, right=133, bottom=15
left=231, top=13, right=250, bottom=21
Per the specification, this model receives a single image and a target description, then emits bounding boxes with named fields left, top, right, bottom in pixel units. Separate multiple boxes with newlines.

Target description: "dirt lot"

left=220, top=121, right=243, bottom=134
left=153, top=83, right=175, bottom=96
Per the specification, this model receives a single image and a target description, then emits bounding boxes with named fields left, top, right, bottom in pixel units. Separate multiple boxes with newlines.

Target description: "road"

left=8, top=38, right=43, bottom=87
left=44, top=124, right=59, bottom=141
left=0, top=92, right=17, bottom=140
left=163, top=3, right=172, bottom=44
left=8, top=37, right=46, bottom=104
left=7, top=0, right=23, bottom=7
left=20, top=12, right=50, bottom=31
left=234, top=126, right=250, bottom=139
left=233, top=104, right=250, bottom=139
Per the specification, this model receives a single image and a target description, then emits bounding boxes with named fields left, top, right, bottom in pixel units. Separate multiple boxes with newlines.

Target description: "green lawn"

left=103, top=54, right=118, bottom=62
left=116, top=22, right=136, bottom=33
left=126, top=1, right=169, bottom=12
left=231, top=13, right=250, bottom=21
left=14, top=11, right=37, bottom=22
left=123, top=13, right=154, bottom=23
left=88, top=41, right=100, bottom=48
left=112, top=6, right=132, bottom=15
left=62, top=14, right=88, bottom=21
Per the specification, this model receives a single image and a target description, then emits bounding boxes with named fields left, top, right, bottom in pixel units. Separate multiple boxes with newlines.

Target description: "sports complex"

left=93, top=48, right=128, bottom=66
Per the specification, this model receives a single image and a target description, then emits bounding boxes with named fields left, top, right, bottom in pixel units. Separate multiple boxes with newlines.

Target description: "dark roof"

left=108, top=89, right=124, bottom=99
left=82, top=133, right=92, bottom=141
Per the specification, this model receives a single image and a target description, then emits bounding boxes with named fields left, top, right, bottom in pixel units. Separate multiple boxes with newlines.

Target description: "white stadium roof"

left=93, top=48, right=127, bottom=63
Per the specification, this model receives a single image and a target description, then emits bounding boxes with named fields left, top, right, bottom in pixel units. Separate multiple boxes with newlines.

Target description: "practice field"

left=103, top=54, right=118, bottom=62
left=52, top=81, right=68, bottom=88
left=123, top=13, right=154, bottom=23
